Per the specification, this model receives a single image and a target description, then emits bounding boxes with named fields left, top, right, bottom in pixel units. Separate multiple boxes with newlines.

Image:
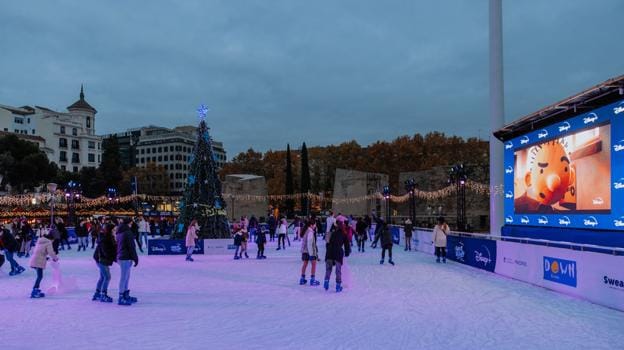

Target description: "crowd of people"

left=1, top=211, right=451, bottom=300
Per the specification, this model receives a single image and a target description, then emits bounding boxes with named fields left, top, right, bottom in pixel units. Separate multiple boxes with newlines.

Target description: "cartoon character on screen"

left=515, top=139, right=576, bottom=213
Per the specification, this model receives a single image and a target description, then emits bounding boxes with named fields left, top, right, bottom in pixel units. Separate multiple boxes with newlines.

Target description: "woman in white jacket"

left=185, top=220, right=199, bottom=262
left=432, top=217, right=449, bottom=263
left=29, top=233, right=59, bottom=298
left=299, top=220, right=320, bottom=286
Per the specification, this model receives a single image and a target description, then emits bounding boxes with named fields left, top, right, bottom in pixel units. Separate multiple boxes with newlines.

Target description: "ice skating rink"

left=1, top=240, right=623, bottom=350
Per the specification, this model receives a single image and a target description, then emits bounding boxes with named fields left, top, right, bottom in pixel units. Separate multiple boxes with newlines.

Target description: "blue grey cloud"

left=0, top=0, right=622, bottom=156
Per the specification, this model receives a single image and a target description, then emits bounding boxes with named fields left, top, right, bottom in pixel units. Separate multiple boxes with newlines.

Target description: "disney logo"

left=538, top=216, right=548, bottom=225
left=613, top=140, right=624, bottom=152
left=538, top=129, right=549, bottom=139
left=614, top=218, right=624, bottom=227
left=583, top=113, right=598, bottom=124
left=614, top=103, right=624, bottom=115
left=520, top=216, right=530, bottom=224
left=520, top=136, right=529, bottom=145
left=474, top=250, right=492, bottom=266
left=505, top=141, right=513, bottom=150
left=505, top=216, right=514, bottom=224
left=558, top=122, right=571, bottom=132
left=559, top=216, right=571, bottom=226
left=583, top=216, right=599, bottom=227
left=505, top=191, right=514, bottom=199
left=151, top=245, right=166, bottom=252
left=505, top=166, right=513, bottom=174
left=614, top=179, right=624, bottom=190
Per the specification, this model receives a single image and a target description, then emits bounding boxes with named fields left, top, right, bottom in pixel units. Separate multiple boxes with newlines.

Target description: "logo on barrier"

left=505, top=216, right=514, bottom=224
left=558, top=216, right=571, bottom=226
left=538, top=216, right=549, bottom=225
left=505, top=166, right=513, bottom=174
left=614, top=140, right=624, bottom=152
left=170, top=243, right=183, bottom=253
left=520, top=136, right=529, bottom=145
left=151, top=245, right=166, bottom=253
left=454, top=242, right=465, bottom=262
left=505, top=141, right=513, bottom=150
left=538, top=129, right=549, bottom=139
left=558, top=122, right=571, bottom=133
left=603, top=275, right=624, bottom=291
left=583, top=112, right=598, bottom=124
left=614, top=102, right=624, bottom=115
left=615, top=178, right=624, bottom=190
left=614, top=217, right=624, bottom=227
left=474, top=245, right=493, bottom=267
left=583, top=216, right=599, bottom=227
left=592, top=197, right=604, bottom=205
left=505, top=191, right=514, bottom=199
left=520, top=216, right=530, bottom=224
left=544, top=256, right=577, bottom=287
left=503, top=257, right=528, bottom=267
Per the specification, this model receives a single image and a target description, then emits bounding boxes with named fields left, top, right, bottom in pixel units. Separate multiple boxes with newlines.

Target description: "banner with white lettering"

left=413, top=230, right=435, bottom=255
left=495, top=241, right=624, bottom=311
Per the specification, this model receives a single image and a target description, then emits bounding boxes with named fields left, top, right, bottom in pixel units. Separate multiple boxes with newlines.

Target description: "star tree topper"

left=196, top=104, right=209, bottom=121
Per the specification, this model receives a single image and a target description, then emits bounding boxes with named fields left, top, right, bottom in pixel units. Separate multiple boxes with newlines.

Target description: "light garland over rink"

left=0, top=180, right=502, bottom=210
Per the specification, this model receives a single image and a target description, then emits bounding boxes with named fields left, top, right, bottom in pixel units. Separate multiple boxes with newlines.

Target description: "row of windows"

left=59, top=152, right=98, bottom=163
left=60, top=165, right=79, bottom=173
left=139, top=145, right=193, bottom=154
left=59, top=138, right=99, bottom=150
left=137, top=154, right=193, bottom=163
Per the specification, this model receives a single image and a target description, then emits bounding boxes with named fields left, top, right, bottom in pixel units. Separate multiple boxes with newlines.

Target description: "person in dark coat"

left=379, top=222, right=395, bottom=265
left=116, top=218, right=139, bottom=306
left=404, top=219, right=413, bottom=251
left=355, top=217, right=368, bottom=253
left=93, top=223, right=117, bottom=302
left=76, top=220, right=89, bottom=251
left=255, top=222, right=267, bottom=259
left=323, top=221, right=351, bottom=292
left=0, top=224, right=24, bottom=275
left=130, top=218, right=143, bottom=253
left=56, top=218, right=71, bottom=251
left=370, top=214, right=384, bottom=248
left=267, top=215, right=277, bottom=242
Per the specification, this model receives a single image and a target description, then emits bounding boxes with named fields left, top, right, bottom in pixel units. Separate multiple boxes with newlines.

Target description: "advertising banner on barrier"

left=391, top=226, right=401, bottom=245
left=495, top=241, right=624, bottom=312
left=148, top=239, right=204, bottom=255
left=413, top=230, right=435, bottom=255
left=203, top=239, right=237, bottom=255
left=446, top=236, right=497, bottom=272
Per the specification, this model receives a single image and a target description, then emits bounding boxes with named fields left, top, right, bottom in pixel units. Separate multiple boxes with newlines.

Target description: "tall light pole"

left=489, top=0, right=505, bottom=235
left=47, top=183, right=58, bottom=226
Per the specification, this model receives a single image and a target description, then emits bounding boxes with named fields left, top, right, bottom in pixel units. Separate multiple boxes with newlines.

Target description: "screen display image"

left=513, top=124, right=611, bottom=214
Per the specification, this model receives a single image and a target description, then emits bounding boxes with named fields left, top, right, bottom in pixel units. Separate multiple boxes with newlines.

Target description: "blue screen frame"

left=503, top=99, right=624, bottom=231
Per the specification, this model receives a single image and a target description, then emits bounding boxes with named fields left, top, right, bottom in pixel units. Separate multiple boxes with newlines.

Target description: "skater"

left=432, top=217, right=449, bottom=263
left=19, top=220, right=34, bottom=258
left=299, top=220, right=320, bottom=286
left=324, top=211, right=335, bottom=240
left=116, top=218, right=139, bottom=306
left=233, top=225, right=243, bottom=260
left=93, top=222, right=117, bottom=302
left=355, top=217, right=368, bottom=252
left=138, top=216, right=150, bottom=250
left=290, top=216, right=301, bottom=241
left=131, top=217, right=143, bottom=253
left=240, top=226, right=249, bottom=259
left=404, top=219, right=413, bottom=251
left=185, top=220, right=199, bottom=262
left=276, top=217, right=287, bottom=250
left=267, top=214, right=277, bottom=242
left=77, top=219, right=89, bottom=251
left=379, top=222, right=395, bottom=265
left=324, top=221, right=351, bottom=292
left=0, top=224, right=25, bottom=276
left=248, top=215, right=258, bottom=243
left=56, top=218, right=71, bottom=251
left=255, top=221, right=267, bottom=259
left=29, top=231, right=58, bottom=298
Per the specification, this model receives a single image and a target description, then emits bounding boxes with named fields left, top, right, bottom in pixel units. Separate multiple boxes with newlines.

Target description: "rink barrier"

left=147, top=239, right=204, bottom=255
left=417, top=230, right=624, bottom=312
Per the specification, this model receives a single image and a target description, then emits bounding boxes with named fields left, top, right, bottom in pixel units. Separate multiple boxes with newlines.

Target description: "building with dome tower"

left=0, top=85, right=103, bottom=172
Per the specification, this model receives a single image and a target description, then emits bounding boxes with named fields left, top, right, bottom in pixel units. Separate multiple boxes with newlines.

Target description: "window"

left=158, top=156, right=162, bottom=162
left=72, top=128, right=78, bottom=136
left=73, top=166, right=78, bottom=173
left=3, top=128, right=7, bottom=131
left=147, top=148, right=150, bottom=154
left=152, top=147, right=156, bottom=153
left=140, top=149, right=145, bottom=154
left=60, top=126, right=65, bottom=134
left=72, top=153, right=80, bottom=163
left=88, top=153, right=95, bottom=163
left=140, top=158, right=145, bottom=164
left=59, top=151, right=67, bottom=162
left=88, top=141, right=95, bottom=149
left=14, top=117, right=23, bottom=124
left=86, top=117, right=91, bottom=128
left=71, top=140, right=80, bottom=149
left=31, top=129, right=35, bottom=134
left=27, top=118, right=30, bottom=124
left=164, top=146, right=168, bottom=152
left=169, top=174, right=174, bottom=179
left=59, top=138, right=68, bottom=148
left=97, top=142, right=100, bottom=150
left=152, top=157, right=156, bottom=162
left=164, top=155, right=168, bottom=161
left=98, top=155, right=101, bottom=163
left=158, top=147, right=162, bottom=153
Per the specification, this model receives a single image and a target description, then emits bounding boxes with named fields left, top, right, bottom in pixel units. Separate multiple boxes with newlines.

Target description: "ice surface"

left=1, top=240, right=623, bottom=350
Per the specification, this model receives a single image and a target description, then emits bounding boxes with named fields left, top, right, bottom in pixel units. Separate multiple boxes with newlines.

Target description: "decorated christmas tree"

left=174, top=105, right=230, bottom=239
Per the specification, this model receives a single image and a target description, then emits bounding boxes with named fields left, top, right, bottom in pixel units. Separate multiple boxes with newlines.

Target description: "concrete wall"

left=331, top=168, right=388, bottom=217
left=222, top=174, right=268, bottom=220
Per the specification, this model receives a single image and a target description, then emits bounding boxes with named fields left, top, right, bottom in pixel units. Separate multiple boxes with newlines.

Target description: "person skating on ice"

left=403, top=218, right=413, bottom=251
left=93, top=221, right=117, bottom=302
left=255, top=221, right=267, bottom=259
left=29, top=231, right=58, bottom=298
left=185, top=219, right=199, bottom=262
left=240, top=225, right=250, bottom=258
left=324, top=221, right=351, bottom=292
left=432, top=217, right=449, bottom=263
left=116, top=217, right=139, bottom=306
left=233, top=224, right=243, bottom=260
left=355, top=217, right=368, bottom=252
left=0, top=223, right=25, bottom=276
left=299, top=220, right=320, bottom=286
left=276, top=217, right=287, bottom=250
left=379, top=222, right=395, bottom=265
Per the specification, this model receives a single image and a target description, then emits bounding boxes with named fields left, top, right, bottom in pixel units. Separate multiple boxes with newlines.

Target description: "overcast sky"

left=1, top=1, right=622, bottom=156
